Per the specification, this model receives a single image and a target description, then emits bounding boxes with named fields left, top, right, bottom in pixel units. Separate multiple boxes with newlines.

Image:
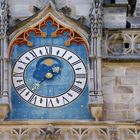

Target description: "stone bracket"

left=88, top=92, right=104, bottom=121
left=0, top=104, right=10, bottom=121
left=0, top=96, right=10, bottom=121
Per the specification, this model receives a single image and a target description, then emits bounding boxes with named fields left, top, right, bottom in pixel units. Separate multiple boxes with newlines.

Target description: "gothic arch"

left=8, top=2, right=89, bottom=59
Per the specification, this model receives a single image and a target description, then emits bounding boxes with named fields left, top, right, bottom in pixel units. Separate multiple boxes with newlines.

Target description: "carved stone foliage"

left=103, top=31, right=140, bottom=59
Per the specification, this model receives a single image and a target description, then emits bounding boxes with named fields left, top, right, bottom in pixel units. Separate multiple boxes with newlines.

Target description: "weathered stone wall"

left=102, top=62, right=140, bottom=121
left=8, top=0, right=93, bottom=19
left=8, top=0, right=128, bottom=29
left=103, top=6, right=127, bottom=28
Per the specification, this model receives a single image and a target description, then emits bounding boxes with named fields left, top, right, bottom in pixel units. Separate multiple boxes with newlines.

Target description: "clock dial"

left=12, top=46, right=87, bottom=108
left=25, top=56, right=75, bottom=97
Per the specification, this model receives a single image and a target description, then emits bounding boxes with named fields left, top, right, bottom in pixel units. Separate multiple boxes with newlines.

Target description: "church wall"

left=1, top=0, right=140, bottom=139
left=103, top=7, right=127, bottom=28
left=8, top=0, right=93, bottom=19
left=102, top=62, right=139, bottom=121
left=6, top=0, right=140, bottom=122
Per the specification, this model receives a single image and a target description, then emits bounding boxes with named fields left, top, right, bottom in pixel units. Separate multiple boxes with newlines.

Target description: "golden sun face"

left=44, top=59, right=54, bottom=66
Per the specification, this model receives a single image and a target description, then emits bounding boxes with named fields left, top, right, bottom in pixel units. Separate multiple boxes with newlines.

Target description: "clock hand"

left=31, top=78, right=47, bottom=91
left=31, top=83, right=40, bottom=91
left=31, top=72, right=53, bottom=91
left=39, top=78, right=47, bottom=84
left=32, top=70, right=58, bottom=91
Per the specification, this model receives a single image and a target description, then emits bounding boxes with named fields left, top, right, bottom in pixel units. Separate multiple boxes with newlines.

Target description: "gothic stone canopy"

left=8, top=2, right=89, bottom=59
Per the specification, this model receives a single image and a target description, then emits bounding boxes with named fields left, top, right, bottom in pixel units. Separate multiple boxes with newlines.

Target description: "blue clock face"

left=24, top=56, right=75, bottom=97
left=12, top=46, right=87, bottom=108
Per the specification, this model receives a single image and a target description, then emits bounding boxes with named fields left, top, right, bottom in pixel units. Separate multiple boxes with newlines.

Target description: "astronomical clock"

left=8, top=4, right=92, bottom=120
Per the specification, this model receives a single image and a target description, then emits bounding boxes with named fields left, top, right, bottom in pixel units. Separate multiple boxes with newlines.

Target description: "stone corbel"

left=0, top=101, right=10, bottom=121
left=88, top=92, right=103, bottom=121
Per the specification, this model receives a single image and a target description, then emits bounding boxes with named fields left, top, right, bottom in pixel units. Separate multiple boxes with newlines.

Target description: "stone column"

left=0, top=0, right=10, bottom=121
left=88, top=0, right=103, bottom=121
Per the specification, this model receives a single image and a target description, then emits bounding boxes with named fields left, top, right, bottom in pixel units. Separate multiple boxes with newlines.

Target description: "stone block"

left=103, top=7, right=127, bottom=28
left=121, top=76, right=137, bottom=85
left=115, top=68, right=126, bottom=76
left=104, top=110, right=125, bottom=121
left=114, top=103, right=129, bottom=110
left=55, top=0, right=93, bottom=16
left=122, top=111, right=128, bottom=119
left=74, top=3, right=92, bottom=16
left=133, top=87, right=140, bottom=103
left=8, top=0, right=38, bottom=5
left=115, top=0, right=128, bottom=4
left=102, top=77, right=115, bottom=86
left=115, top=76, right=121, bottom=85
left=135, top=104, right=140, bottom=112
left=102, top=85, right=115, bottom=102
left=114, top=94, right=122, bottom=102
left=104, top=102, right=114, bottom=111
left=114, top=86, right=133, bottom=93
left=9, top=5, right=34, bottom=18
left=137, top=76, right=140, bottom=85
left=103, top=0, right=111, bottom=4
left=102, top=67, right=115, bottom=77
left=119, top=94, right=133, bottom=103
left=103, top=94, right=115, bottom=103
left=127, top=111, right=135, bottom=120
left=126, top=68, right=137, bottom=77
left=104, top=109, right=135, bottom=121
left=135, top=105, right=140, bottom=120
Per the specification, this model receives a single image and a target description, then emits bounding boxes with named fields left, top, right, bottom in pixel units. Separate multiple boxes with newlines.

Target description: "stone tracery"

left=0, top=125, right=140, bottom=140
left=104, top=32, right=140, bottom=57
left=8, top=13, right=89, bottom=59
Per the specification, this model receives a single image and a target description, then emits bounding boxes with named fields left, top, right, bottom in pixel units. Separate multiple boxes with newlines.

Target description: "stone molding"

left=0, top=122, right=139, bottom=140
